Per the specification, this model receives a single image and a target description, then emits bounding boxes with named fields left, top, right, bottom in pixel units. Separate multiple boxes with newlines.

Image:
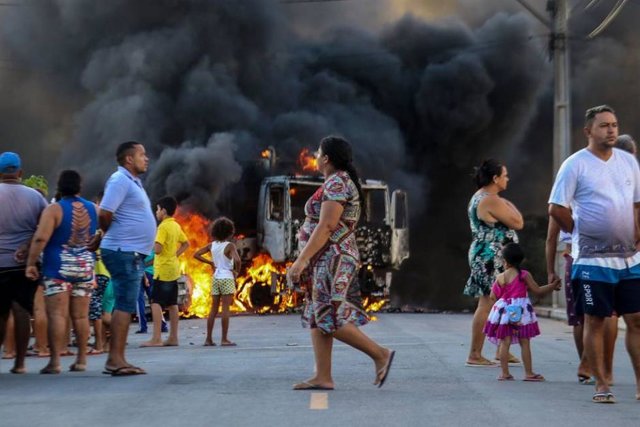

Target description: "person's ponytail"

left=320, top=136, right=365, bottom=203
left=343, top=161, right=364, bottom=203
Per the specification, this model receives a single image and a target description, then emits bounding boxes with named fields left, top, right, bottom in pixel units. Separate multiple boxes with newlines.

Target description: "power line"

left=280, top=0, right=354, bottom=3
left=587, top=0, right=629, bottom=38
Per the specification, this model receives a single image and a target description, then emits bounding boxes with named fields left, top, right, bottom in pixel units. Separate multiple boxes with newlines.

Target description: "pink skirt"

left=483, top=297, right=540, bottom=344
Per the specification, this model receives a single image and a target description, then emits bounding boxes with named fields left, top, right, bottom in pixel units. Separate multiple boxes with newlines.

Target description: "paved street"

left=1, top=313, right=639, bottom=427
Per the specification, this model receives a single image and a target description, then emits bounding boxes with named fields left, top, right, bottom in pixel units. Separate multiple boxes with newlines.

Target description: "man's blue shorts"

left=101, top=249, right=145, bottom=314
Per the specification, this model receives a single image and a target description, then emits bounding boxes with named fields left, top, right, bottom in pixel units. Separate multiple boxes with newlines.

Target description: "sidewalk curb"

left=536, top=305, right=627, bottom=331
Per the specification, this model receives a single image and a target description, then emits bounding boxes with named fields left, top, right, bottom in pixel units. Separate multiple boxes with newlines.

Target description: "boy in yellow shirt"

left=141, top=196, right=188, bottom=347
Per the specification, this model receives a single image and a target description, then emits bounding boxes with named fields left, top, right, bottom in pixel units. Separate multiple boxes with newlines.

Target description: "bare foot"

left=203, top=340, right=216, bottom=347
left=221, top=340, right=236, bottom=347
left=140, top=340, right=164, bottom=348
left=39, top=364, right=61, bottom=374
left=163, top=340, right=179, bottom=346
left=2, top=352, right=16, bottom=360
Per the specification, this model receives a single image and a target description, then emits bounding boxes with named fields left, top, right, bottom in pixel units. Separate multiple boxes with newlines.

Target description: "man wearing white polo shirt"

left=549, top=105, right=640, bottom=403
left=92, top=141, right=156, bottom=376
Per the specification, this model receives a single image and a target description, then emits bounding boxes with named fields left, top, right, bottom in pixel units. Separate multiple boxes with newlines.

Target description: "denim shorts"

left=101, top=249, right=145, bottom=313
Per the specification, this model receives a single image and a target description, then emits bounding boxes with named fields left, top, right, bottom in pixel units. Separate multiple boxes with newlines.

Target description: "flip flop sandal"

left=494, top=356, right=522, bottom=364
left=578, top=375, right=595, bottom=385
left=523, top=374, right=545, bottom=382
left=593, top=392, right=616, bottom=403
left=69, top=363, right=86, bottom=372
left=498, top=375, right=515, bottom=381
left=110, top=366, right=146, bottom=376
left=292, top=381, right=334, bottom=391
left=377, top=350, right=396, bottom=388
left=39, top=366, right=61, bottom=374
left=465, top=360, right=497, bottom=367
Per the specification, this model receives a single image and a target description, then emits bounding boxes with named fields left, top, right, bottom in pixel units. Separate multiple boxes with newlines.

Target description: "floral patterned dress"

left=464, top=192, right=519, bottom=297
left=298, top=171, right=369, bottom=334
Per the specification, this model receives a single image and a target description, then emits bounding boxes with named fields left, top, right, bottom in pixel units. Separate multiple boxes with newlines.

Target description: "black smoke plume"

left=0, top=1, right=562, bottom=309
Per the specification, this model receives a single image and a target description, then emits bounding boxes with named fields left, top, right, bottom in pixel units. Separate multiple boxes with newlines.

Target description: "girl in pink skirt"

left=483, top=243, right=561, bottom=381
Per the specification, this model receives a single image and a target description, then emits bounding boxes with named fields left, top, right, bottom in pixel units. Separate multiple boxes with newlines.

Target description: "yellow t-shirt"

left=94, top=250, right=111, bottom=278
left=154, top=217, right=188, bottom=281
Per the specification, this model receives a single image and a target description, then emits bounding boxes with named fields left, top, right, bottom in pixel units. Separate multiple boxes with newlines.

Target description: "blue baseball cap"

left=0, top=152, right=22, bottom=173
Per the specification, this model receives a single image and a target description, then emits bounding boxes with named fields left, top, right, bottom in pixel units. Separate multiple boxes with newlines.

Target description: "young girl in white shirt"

left=194, top=217, right=241, bottom=346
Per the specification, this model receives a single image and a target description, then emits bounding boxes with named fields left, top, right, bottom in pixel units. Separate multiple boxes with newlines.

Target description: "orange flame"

left=235, top=254, right=297, bottom=313
left=261, top=149, right=271, bottom=159
left=298, top=148, right=317, bottom=172
left=174, top=210, right=213, bottom=318
left=363, top=297, right=388, bottom=314
left=174, top=210, right=299, bottom=317
left=174, top=210, right=387, bottom=317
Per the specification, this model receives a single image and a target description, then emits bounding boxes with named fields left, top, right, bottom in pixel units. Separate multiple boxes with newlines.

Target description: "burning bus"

left=175, top=147, right=410, bottom=316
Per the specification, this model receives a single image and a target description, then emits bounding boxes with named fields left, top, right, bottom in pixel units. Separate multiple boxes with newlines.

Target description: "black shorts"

left=0, top=267, right=38, bottom=316
left=150, top=279, right=178, bottom=308
left=572, top=278, right=640, bottom=317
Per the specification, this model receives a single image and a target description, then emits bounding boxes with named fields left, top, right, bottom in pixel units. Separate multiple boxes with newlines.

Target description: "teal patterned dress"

left=464, top=192, right=519, bottom=297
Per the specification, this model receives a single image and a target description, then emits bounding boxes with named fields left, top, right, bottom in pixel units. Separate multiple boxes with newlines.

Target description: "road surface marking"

left=309, top=392, right=328, bottom=410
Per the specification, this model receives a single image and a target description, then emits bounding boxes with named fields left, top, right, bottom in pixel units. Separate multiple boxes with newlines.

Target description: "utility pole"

left=515, top=0, right=570, bottom=175
left=549, top=0, right=571, bottom=175
left=515, top=0, right=569, bottom=311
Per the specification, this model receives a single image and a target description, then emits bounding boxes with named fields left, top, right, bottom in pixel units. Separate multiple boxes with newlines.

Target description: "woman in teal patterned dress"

left=287, top=136, right=395, bottom=390
left=465, top=159, right=523, bottom=366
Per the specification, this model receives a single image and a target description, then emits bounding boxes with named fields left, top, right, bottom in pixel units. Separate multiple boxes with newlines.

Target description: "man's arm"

left=635, top=202, right=640, bottom=249
left=87, top=209, right=113, bottom=252
left=545, top=217, right=561, bottom=283
left=88, top=174, right=126, bottom=251
left=549, top=204, right=574, bottom=233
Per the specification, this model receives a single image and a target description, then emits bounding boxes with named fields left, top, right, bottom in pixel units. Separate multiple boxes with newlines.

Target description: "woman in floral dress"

left=465, top=159, right=523, bottom=367
left=288, top=136, right=395, bottom=390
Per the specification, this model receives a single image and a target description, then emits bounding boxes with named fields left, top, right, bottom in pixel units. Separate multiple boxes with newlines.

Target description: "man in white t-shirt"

left=549, top=105, right=640, bottom=403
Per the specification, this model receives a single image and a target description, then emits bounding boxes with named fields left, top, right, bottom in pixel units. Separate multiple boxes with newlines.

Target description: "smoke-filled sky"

left=1, top=0, right=638, bottom=308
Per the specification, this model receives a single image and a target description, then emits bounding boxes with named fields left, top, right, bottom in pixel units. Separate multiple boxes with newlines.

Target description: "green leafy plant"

left=23, top=175, right=49, bottom=197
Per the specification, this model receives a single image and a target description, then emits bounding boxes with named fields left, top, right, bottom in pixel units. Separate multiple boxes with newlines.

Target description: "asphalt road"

left=1, top=313, right=638, bottom=427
